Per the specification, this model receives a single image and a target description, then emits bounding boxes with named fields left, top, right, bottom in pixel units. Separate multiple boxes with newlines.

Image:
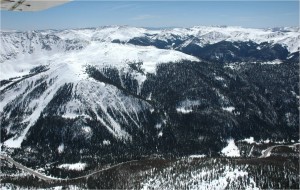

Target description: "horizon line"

left=1, top=24, right=299, bottom=32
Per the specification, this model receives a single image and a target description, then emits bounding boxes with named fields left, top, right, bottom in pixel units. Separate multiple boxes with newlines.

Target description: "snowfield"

left=0, top=42, right=199, bottom=81
left=221, top=139, right=240, bottom=157
left=58, top=163, right=87, bottom=171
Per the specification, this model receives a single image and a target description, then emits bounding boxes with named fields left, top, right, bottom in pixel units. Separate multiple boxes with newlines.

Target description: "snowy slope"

left=157, top=26, right=300, bottom=53
left=2, top=26, right=298, bottom=62
left=0, top=29, right=198, bottom=148
left=221, top=139, right=240, bottom=157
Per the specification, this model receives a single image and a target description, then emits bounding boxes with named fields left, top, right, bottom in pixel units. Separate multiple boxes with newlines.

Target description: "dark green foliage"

left=183, top=41, right=289, bottom=63
left=43, top=83, right=73, bottom=115
left=1, top=156, right=299, bottom=189
left=141, top=60, right=299, bottom=153
left=127, top=61, right=145, bottom=74
left=126, top=38, right=290, bottom=63
left=29, top=65, right=48, bottom=74
left=86, top=65, right=151, bottom=103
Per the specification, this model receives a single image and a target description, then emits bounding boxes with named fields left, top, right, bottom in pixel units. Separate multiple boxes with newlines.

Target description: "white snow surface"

left=222, top=106, right=235, bottom=113
left=176, top=99, right=201, bottom=114
left=103, top=140, right=111, bottom=145
left=3, top=135, right=25, bottom=148
left=0, top=42, right=198, bottom=81
left=241, top=137, right=256, bottom=144
left=261, top=59, right=282, bottom=65
left=189, top=154, right=206, bottom=158
left=176, top=107, right=193, bottom=114
left=58, top=163, right=87, bottom=171
left=58, top=144, right=64, bottom=154
left=221, top=139, right=240, bottom=157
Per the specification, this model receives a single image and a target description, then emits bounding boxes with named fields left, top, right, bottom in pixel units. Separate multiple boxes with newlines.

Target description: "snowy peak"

left=0, top=30, right=89, bottom=62
left=2, top=26, right=298, bottom=61
left=54, top=26, right=150, bottom=42
left=136, top=26, right=299, bottom=53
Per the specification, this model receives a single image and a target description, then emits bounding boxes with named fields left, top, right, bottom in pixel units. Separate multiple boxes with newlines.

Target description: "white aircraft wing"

left=1, top=0, right=70, bottom=11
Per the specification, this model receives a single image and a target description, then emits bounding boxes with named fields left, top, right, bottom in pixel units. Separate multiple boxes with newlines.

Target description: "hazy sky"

left=1, top=1, right=299, bottom=30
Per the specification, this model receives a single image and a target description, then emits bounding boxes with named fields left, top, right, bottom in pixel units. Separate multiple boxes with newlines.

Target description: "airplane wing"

left=1, top=0, right=70, bottom=11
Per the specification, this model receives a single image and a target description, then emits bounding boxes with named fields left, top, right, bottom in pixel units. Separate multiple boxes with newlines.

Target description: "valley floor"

left=1, top=143, right=299, bottom=189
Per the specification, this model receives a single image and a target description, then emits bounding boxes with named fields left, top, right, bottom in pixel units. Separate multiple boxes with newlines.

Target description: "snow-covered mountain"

left=0, top=29, right=199, bottom=148
left=0, top=26, right=299, bottom=175
left=1, top=26, right=299, bottom=61
left=156, top=26, right=300, bottom=53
